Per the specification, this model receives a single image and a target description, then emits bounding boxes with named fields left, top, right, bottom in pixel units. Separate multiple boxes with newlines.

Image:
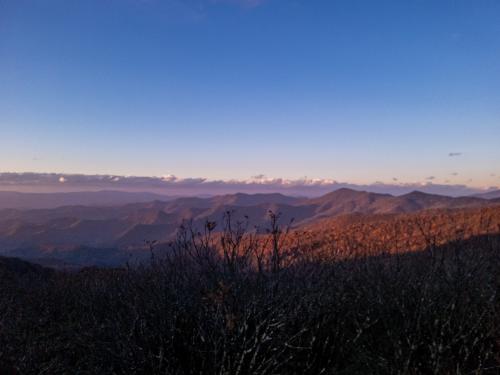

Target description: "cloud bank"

left=0, top=172, right=495, bottom=197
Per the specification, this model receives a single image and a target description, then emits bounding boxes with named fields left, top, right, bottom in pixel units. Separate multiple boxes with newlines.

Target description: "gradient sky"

left=1, top=0, right=499, bottom=188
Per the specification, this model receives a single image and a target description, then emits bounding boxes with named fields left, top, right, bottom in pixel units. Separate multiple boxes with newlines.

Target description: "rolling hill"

left=0, top=189, right=497, bottom=266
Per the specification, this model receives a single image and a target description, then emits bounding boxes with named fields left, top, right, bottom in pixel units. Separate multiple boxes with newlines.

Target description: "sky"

left=1, top=0, right=499, bottom=193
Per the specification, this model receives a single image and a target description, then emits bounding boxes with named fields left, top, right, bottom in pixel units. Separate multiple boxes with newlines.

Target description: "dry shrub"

left=0, top=211, right=499, bottom=374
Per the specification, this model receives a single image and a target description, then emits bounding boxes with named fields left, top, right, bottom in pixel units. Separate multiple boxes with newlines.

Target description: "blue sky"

left=1, top=0, right=499, bottom=189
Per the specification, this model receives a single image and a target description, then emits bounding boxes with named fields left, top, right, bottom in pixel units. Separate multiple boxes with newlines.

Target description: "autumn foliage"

left=1, top=207, right=500, bottom=374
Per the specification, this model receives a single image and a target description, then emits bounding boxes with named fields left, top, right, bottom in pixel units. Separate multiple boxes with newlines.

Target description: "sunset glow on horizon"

left=1, top=0, right=499, bottom=191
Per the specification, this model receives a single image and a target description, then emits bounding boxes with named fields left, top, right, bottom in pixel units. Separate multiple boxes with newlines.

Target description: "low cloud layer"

left=0, top=172, right=495, bottom=197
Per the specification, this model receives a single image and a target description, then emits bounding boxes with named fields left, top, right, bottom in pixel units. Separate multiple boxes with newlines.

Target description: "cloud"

left=449, top=152, right=462, bottom=157
left=451, top=172, right=459, bottom=176
left=252, top=174, right=266, bottom=180
left=0, top=172, right=491, bottom=197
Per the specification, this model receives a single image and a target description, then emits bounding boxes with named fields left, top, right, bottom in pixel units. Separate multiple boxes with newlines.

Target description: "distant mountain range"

left=0, top=190, right=174, bottom=209
left=473, top=190, right=500, bottom=200
left=0, top=188, right=498, bottom=266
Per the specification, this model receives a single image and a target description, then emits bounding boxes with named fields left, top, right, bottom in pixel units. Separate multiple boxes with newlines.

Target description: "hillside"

left=0, top=189, right=497, bottom=266
left=1, top=227, right=499, bottom=374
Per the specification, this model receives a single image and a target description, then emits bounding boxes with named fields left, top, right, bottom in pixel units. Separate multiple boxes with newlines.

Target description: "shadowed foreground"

left=1, top=218, right=499, bottom=374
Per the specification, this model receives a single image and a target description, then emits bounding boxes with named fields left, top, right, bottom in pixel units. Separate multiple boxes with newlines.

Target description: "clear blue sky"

left=1, top=0, right=499, bottom=188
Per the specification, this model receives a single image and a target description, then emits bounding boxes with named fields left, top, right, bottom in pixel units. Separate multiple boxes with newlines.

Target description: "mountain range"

left=0, top=188, right=498, bottom=266
left=0, top=190, right=174, bottom=210
left=473, top=189, right=500, bottom=200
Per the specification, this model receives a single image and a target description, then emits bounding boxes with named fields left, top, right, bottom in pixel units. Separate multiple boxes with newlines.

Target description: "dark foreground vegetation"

left=1, top=212, right=500, bottom=374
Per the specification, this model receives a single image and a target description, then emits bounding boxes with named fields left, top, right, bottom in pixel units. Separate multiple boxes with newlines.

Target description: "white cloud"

left=0, top=172, right=491, bottom=197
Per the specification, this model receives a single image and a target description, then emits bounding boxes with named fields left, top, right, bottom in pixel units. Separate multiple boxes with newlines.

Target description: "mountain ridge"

left=0, top=190, right=175, bottom=210
left=0, top=189, right=498, bottom=265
